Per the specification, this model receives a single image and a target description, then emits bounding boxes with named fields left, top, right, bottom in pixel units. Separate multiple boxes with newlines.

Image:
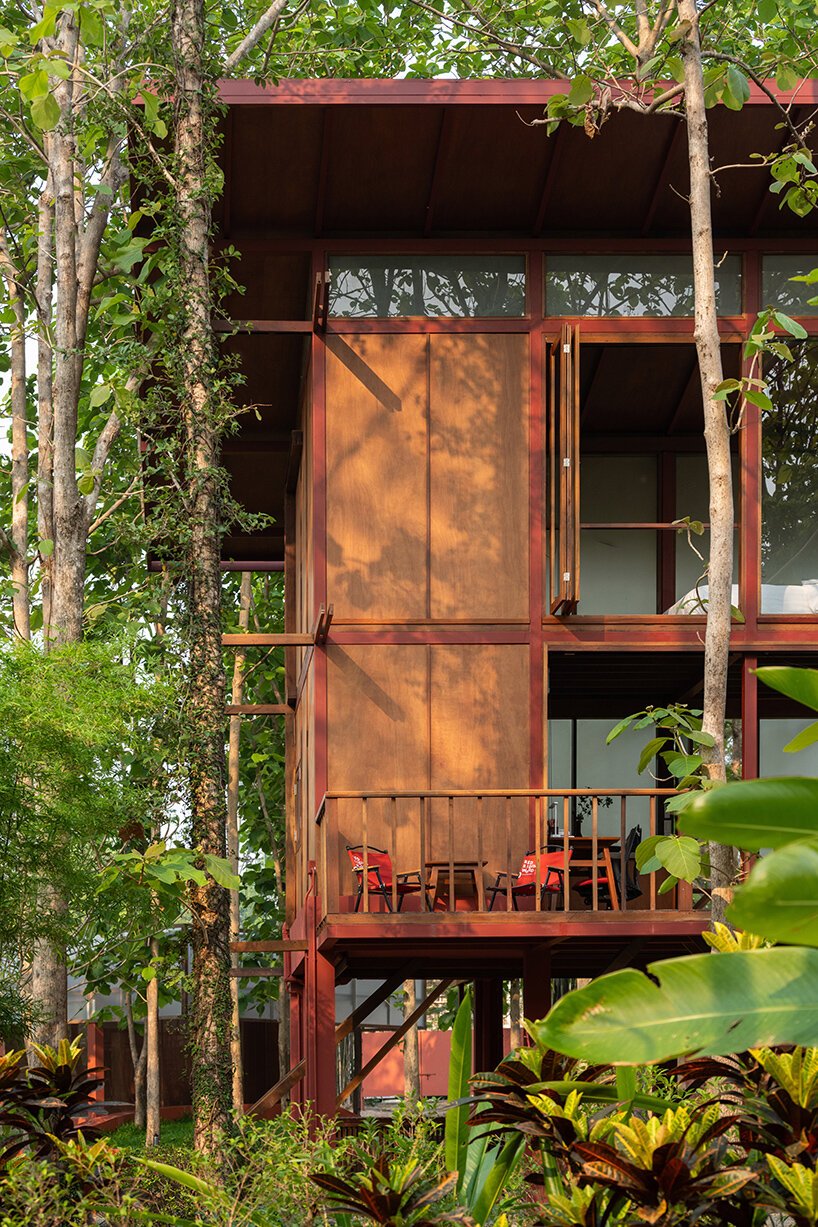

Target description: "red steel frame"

left=277, top=217, right=817, bottom=1118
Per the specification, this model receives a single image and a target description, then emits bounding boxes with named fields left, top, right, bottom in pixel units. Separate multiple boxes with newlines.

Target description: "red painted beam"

left=216, top=78, right=818, bottom=108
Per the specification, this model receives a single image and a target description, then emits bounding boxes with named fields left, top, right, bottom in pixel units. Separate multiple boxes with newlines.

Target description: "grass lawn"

left=110, top=1116, right=194, bottom=1151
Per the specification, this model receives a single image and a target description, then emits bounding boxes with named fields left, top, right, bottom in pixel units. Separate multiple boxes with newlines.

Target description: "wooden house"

left=217, top=79, right=818, bottom=1116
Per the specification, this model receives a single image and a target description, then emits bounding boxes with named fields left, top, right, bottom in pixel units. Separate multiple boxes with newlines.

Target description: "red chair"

left=345, top=845, right=429, bottom=912
left=487, top=850, right=572, bottom=911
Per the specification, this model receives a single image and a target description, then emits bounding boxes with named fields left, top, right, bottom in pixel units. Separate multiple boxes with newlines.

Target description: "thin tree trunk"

left=37, top=181, right=55, bottom=640
left=403, top=979, right=420, bottom=1102
left=508, top=979, right=523, bottom=1051
left=0, top=235, right=30, bottom=641
left=172, top=0, right=233, bottom=1153
left=678, top=0, right=740, bottom=925
left=145, top=937, right=161, bottom=1146
left=227, top=572, right=251, bottom=1114
left=125, top=989, right=148, bottom=1130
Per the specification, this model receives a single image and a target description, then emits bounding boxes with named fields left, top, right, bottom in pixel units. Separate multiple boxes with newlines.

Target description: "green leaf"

left=664, top=753, right=702, bottom=779
left=655, top=836, right=701, bottom=882
left=134, top=1159, right=217, bottom=1198
left=784, top=722, right=818, bottom=754
left=140, top=966, right=157, bottom=982
left=685, top=729, right=715, bottom=748
left=606, top=714, right=635, bottom=744
left=39, top=538, right=54, bottom=558
left=445, top=988, right=472, bottom=1187
left=89, top=383, right=112, bottom=408
left=78, top=473, right=95, bottom=496
left=80, top=5, right=104, bottom=46
left=19, top=69, right=49, bottom=100
left=681, top=777, right=818, bottom=851
left=568, top=75, right=594, bottom=107
left=637, top=737, right=667, bottom=775
left=657, top=874, right=678, bottom=895
left=202, top=853, right=240, bottom=889
left=470, top=1134, right=524, bottom=1226
left=532, top=947, right=818, bottom=1064
left=726, top=65, right=750, bottom=107
left=30, top=92, right=60, bottom=131
left=30, top=6, right=58, bottom=43
left=635, top=834, right=663, bottom=874
left=44, top=56, right=71, bottom=80
left=566, top=20, right=592, bottom=48
left=744, top=388, right=773, bottom=411
left=0, top=26, right=19, bottom=55
left=776, top=65, right=798, bottom=92
left=773, top=311, right=808, bottom=339
left=756, top=666, right=818, bottom=715
left=729, top=838, right=818, bottom=946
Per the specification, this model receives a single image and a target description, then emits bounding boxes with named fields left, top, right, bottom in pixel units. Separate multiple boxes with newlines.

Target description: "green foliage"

left=0, top=640, right=176, bottom=997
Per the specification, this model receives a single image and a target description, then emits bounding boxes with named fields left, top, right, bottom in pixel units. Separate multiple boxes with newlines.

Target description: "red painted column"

left=473, top=979, right=504, bottom=1073
left=86, top=1021, right=105, bottom=1101
left=303, top=889, right=336, bottom=1121
left=523, top=945, right=552, bottom=1026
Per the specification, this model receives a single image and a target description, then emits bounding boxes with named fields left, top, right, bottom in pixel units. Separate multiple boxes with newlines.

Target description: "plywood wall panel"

left=430, top=644, right=530, bottom=866
left=327, top=645, right=430, bottom=900
left=326, top=335, right=428, bottom=620
left=429, top=335, right=529, bottom=620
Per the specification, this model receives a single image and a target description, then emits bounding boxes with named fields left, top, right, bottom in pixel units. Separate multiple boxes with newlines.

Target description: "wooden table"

left=549, top=836, right=621, bottom=910
left=425, top=860, right=487, bottom=912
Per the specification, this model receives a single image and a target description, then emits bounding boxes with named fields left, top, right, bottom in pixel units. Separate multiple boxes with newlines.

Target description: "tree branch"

left=224, top=0, right=291, bottom=73
left=703, top=51, right=810, bottom=148
left=589, top=0, right=639, bottom=59
left=82, top=406, right=122, bottom=529
left=88, top=476, right=140, bottom=535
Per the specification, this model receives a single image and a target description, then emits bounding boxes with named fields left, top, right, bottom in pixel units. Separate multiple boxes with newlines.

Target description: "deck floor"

left=316, top=909, right=708, bottom=979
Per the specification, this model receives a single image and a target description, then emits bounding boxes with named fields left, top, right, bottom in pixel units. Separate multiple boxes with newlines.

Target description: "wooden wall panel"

left=429, top=335, right=529, bottom=620
left=327, top=645, right=430, bottom=905
left=430, top=645, right=530, bottom=867
left=326, top=335, right=428, bottom=620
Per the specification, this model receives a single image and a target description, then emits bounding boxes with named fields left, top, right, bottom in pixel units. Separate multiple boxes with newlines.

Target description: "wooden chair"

left=345, top=845, right=429, bottom=912
left=575, top=826, right=643, bottom=909
left=487, top=850, right=573, bottom=911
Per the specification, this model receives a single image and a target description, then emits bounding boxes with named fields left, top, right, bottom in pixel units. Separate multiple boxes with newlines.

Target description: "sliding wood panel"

left=430, top=334, right=529, bottom=620
left=326, top=335, right=428, bottom=620
left=549, top=325, right=580, bottom=614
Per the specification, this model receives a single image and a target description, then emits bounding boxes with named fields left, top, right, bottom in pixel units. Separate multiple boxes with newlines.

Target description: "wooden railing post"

left=362, top=797, right=369, bottom=914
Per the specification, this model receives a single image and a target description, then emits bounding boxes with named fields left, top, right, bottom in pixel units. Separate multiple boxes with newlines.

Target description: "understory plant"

left=0, top=1040, right=102, bottom=1165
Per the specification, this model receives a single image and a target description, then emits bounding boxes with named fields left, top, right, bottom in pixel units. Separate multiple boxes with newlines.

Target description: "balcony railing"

left=314, top=789, right=693, bottom=921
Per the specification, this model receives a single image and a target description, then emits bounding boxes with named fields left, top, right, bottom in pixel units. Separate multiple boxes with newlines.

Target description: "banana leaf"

left=531, top=947, right=818, bottom=1065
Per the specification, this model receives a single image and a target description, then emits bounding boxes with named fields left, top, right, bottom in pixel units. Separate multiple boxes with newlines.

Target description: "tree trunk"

left=145, top=938, right=161, bottom=1146
left=227, top=572, right=251, bottom=1114
left=403, top=979, right=420, bottom=1102
left=0, top=235, right=30, bottom=641
left=172, top=0, right=233, bottom=1153
left=125, top=989, right=148, bottom=1130
left=508, top=979, right=523, bottom=1051
left=678, top=0, right=739, bottom=925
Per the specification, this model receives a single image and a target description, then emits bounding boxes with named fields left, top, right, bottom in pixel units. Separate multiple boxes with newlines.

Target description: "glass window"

left=580, top=530, right=657, bottom=614
left=546, top=254, right=742, bottom=316
left=762, top=255, right=818, bottom=316
left=581, top=455, right=656, bottom=522
left=762, top=341, right=818, bottom=612
left=328, top=255, right=526, bottom=318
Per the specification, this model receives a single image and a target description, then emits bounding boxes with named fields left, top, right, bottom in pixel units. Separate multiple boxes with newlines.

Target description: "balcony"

left=313, top=789, right=700, bottom=925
